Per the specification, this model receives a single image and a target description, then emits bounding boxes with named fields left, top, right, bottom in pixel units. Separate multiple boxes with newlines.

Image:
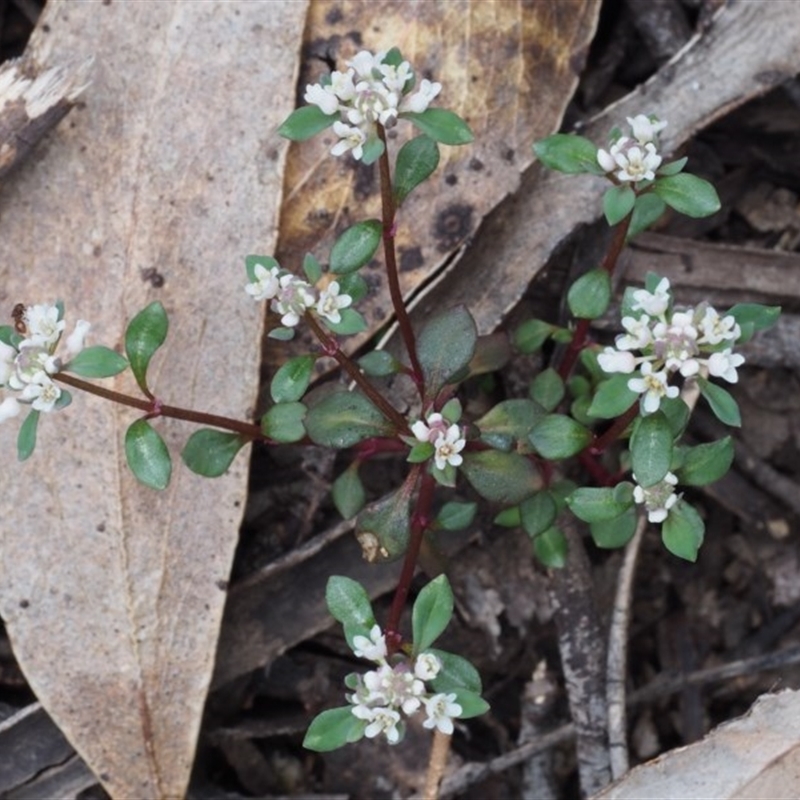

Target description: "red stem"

left=376, top=124, right=425, bottom=397
left=385, top=468, right=435, bottom=651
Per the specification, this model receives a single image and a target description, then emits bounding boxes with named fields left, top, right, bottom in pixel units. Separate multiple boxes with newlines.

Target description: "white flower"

left=20, top=375, right=61, bottom=413
left=8, top=345, right=55, bottom=389
left=597, top=348, right=636, bottom=375
left=422, top=693, right=462, bottom=735
left=628, top=361, right=679, bottom=413
left=616, top=315, right=653, bottom=351
left=433, top=424, right=466, bottom=470
left=597, top=147, right=617, bottom=173
left=0, top=396, right=20, bottom=423
left=633, top=472, right=679, bottom=523
left=304, top=82, right=340, bottom=116
left=399, top=78, right=442, bottom=114
left=605, top=138, right=662, bottom=183
left=697, top=306, right=740, bottom=346
left=352, top=624, right=387, bottom=664
left=346, top=80, right=398, bottom=128
left=352, top=704, right=402, bottom=744
left=245, top=263, right=281, bottom=302
left=707, top=349, right=745, bottom=383
left=271, top=274, right=316, bottom=328
left=627, top=114, right=667, bottom=145
left=411, top=412, right=447, bottom=444
left=24, top=304, right=65, bottom=347
left=631, top=278, right=671, bottom=317
left=653, top=310, right=700, bottom=376
left=64, top=319, right=91, bottom=359
left=348, top=50, right=383, bottom=80
left=0, top=340, right=17, bottom=385
left=316, top=281, right=353, bottom=324
left=414, top=652, right=442, bottom=681
left=330, top=120, right=367, bottom=160
left=379, top=61, right=413, bottom=93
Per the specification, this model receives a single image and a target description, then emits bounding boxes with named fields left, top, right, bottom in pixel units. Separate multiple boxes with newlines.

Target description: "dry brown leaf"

left=271, top=0, right=601, bottom=367
left=594, top=690, right=800, bottom=800
left=0, top=2, right=307, bottom=797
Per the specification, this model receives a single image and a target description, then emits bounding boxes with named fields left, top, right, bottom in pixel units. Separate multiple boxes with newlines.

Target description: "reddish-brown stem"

left=556, top=214, right=633, bottom=381
left=589, top=401, right=639, bottom=456
left=386, top=467, right=435, bottom=650
left=54, top=372, right=264, bottom=439
left=376, top=124, right=425, bottom=396
left=305, top=312, right=408, bottom=433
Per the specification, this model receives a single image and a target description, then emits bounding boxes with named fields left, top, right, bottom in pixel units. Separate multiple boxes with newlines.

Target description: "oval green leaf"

left=697, top=377, right=741, bottom=427
left=401, top=108, right=473, bottom=145
left=676, top=436, right=734, bottom=486
left=412, top=575, right=454, bottom=654
left=588, top=375, right=639, bottom=420
left=662, top=500, right=705, bottom=561
left=520, top=491, right=557, bottom=538
left=332, top=464, right=366, bottom=520
left=125, top=302, right=168, bottom=396
left=181, top=428, right=247, bottom=477
left=394, top=134, right=440, bottom=205
left=63, top=345, right=128, bottom=378
left=329, top=220, right=382, bottom=275
left=533, top=133, right=605, bottom=175
left=260, top=402, right=307, bottom=443
left=568, top=486, right=634, bottom=523
left=418, top=305, right=477, bottom=397
left=326, top=575, right=375, bottom=637
left=460, top=450, right=538, bottom=505
left=630, top=411, right=673, bottom=488
left=270, top=355, right=316, bottom=403
left=305, top=390, right=393, bottom=448
left=628, top=192, right=667, bottom=238
left=428, top=649, right=482, bottom=694
left=603, top=184, right=636, bottom=226
left=567, top=269, right=611, bottom=320
left=303, top=706, right=365, bottom=752
left=529, top=414, right=592, bottom=460
left=17, top=409, right=39, bottom=462
left=590, top=505, right=638, bottom=549
left=653, top=173, right=721, bottom=218
left=532, top=526, right=568, bottom=568
left=277, top=105, right=336, bottom=141
left=125, top=419, right=172, bottom=490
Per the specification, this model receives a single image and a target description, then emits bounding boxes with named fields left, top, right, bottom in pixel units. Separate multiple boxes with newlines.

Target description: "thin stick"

left=422, top=729, right=452, bottom=800
left=606, top=511, right=648, bottom=779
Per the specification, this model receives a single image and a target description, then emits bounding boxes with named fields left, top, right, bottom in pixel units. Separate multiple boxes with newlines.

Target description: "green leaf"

left=326, top=576, right=375, bottom=641
left=533, top=133, right=605, bottom=175
left=302, top=252, right=323, bottom=284
left=323, top=308, right=368, bottom=336
left=303, top=707, right=365, bottom=752
left=520, top=491, right=557, bottom=538
left=356, top=487, right=412, bottom=562
left=475, top=398, right=545, bottom=451
left=657, top=157, right=688, bottom=177
left=125, top=302, right=168, bottom=395
left=336, top=272, right=369, bottom=303
left=305, top=390, right=393, bottom=447
left=0, top=325, right=20, bottom=348
left=435, top=501, right=477, bottom=531
left=697, top=377, right=741, bottom=427
left=260, top=402, right=307, bottom=443
left=277, top=105, right=336, bottom=141
left=659, top=396, right=691, bottom=438
left=358, top=350, right=399, bottom=377
left=331, top=464, right=366, bottom=519
left=677, top=437, right=734, bottom=486
left=360, top=136, right=385, bottom=165
left=449, top=688, right=490, bottom=719
left=662, top=500, right=705, bottom=561
left=567, top=269, right=611, bottom=319
left=568, top=485, right=634, bottom=523
left=603, top=185, right=636, bottom=226
left=181, top=429, right=247, bottom=477
left=428, top=649, right=482, bottom=693
left=588, top=375, right=639, bottom=419
left=532, top=526, right=568, bottom=568
left=268, top=326, right=295, bottom=341
left=63, top=345, right=128, bottom=378
left=630, top=411, right=673, bottom=487
left=514, top=319, right=554, bottom=354
left=590, top=505, right=638, bottom=548
left=727, top=303, right=781, bottom=344
left=529, top=368, right=564, bottom=412
left=627, top=192, right=667, bottom=238
left=412, top=575, right=454, bottom=654
left=245, top=254, right=280, bottom=283
left=394, top=134, right=440, bottom=205
left=493, top=506, right=521, bottom=527
left=460, top=450, right=538, bottom=505
left=401, top=108, right=473, bottom=145
left=407, top=441, right=435, bottom=463
left=125, top=419, right=172, bottom=490
left=529, top=414, right=592, bottom=460
left=17, top=409, right=39, bottom=461
left=653, top=173, right=721, bottom=218
left=271, top=355, right=316, bottom=403
left=418, top=305, right=477, bottom=397
left=329, top=220, right=382, bottom=275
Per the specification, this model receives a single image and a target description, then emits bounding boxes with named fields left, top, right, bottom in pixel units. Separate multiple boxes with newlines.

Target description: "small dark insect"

left=11, top=303, right=26, bottom=334
left=141, top=267, right=165, bottom=288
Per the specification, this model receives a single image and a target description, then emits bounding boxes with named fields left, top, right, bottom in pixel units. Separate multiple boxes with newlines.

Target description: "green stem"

left=305, top=312, right=409, bottom=433
left=376, top=124, right=425, bottom=396
left=54, top=371, right=264, bottom=439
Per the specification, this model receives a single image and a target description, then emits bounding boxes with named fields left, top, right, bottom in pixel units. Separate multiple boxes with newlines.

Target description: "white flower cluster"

left=0, top=304, right=89, bottom=422
left=633, top=471, right=679, bottom=523
left=597, top=114, right=667, bottom=183
left=598, top=277, right=744, bottom=413
left=347, top=624, right=462, bottom=744
left=411, top=412, right=466, bottom=470
left=304, top=50, right=442, bottom=161
left=245, top=263, right=352, bottom=328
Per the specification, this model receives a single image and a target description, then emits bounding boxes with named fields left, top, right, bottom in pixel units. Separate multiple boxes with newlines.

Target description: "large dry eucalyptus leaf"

left=0, top=2, right=307, bottom=798
left=271, top=0, right=601, bottom=367
left=595, top=690, right=800, bottom=800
